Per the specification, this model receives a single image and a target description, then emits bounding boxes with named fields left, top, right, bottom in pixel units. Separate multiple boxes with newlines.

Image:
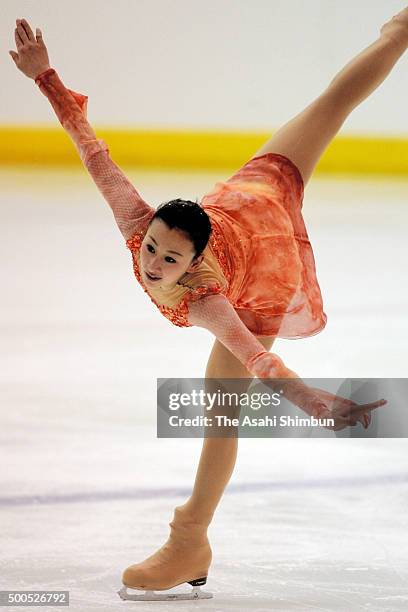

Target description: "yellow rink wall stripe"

left=0, top=127, right=407, bottom=176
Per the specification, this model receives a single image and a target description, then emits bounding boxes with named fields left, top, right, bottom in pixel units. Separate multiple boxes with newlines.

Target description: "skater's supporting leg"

left=120, top=335, right=275, bottom=597
left=178, top=335, right=275, bottom=525
left=254, top=13, right=408, bottom=186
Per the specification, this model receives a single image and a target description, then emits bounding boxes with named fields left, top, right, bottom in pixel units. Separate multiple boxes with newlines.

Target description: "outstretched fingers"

left=16, top=19, right=35, bottom=43
left=14, top=26, right=24, bottom=50
left=347, top=399, right=387, bottom=425
left=14, top=19, right=38, bottom=54
left=325, top=399, right=387, bottom=430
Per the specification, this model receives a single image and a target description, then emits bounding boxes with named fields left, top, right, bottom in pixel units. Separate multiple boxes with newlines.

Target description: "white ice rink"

left=1, top=166, right=408, bottom=611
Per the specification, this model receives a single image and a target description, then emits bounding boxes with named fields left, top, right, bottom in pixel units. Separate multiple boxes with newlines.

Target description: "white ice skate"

left=117, top=576, right=213, bottom=601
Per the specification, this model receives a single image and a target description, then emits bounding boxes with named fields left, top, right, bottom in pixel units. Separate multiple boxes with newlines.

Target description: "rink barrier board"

left=0, top=126, right=407, bottom=177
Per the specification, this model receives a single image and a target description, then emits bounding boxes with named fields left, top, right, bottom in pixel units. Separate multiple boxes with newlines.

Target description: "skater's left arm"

left=187, top=293, right=382, bottom=428
left=187, top=293, right=323, bottom=414
left=9, top=19, right=154, bottom=241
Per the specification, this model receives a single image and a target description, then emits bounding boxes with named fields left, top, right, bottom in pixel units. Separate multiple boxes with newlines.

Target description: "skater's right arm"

left=35, top=68, right=154, bottom=240
left=9, top=19, right=154, bottom=241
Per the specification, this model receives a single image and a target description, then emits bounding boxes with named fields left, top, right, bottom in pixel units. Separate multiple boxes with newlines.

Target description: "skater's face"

left=140, top=218, right=204, bottom=290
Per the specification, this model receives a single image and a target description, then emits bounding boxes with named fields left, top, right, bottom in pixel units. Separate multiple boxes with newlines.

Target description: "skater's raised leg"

left=254, top=7, right=408, bottom=186
left=120, top=335, right=275, bottom=599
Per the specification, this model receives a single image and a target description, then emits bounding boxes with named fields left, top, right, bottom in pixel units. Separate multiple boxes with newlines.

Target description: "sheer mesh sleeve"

left=187, top=293, right=288, bottom=375
left=187, top=293, right=326, bottom=417
left=35, top=68, right=154, bottom=240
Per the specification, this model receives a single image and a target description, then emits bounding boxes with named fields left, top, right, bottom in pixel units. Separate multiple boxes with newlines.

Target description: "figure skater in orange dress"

left=9, top=8, right=407, bottom=600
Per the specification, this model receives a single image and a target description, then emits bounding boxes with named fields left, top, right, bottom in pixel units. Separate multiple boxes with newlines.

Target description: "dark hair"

left=148, top=198, right=212, bottom=260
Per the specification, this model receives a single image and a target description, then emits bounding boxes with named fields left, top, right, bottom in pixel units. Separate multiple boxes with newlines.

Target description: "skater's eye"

left=146, top=243, right=177, bottom=264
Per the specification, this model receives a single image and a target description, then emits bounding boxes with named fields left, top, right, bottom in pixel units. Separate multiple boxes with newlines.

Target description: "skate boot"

left=380, top=7, right=408, bottom=51
left=117, top=505, right=213, bottom=601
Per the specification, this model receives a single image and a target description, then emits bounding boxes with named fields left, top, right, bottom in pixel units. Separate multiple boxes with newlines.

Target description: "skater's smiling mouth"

left=144, top=270, right=162, bottom=281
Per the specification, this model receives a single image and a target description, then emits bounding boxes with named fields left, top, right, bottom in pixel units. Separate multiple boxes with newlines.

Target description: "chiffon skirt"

left=200, top=153, right=327, bottom=338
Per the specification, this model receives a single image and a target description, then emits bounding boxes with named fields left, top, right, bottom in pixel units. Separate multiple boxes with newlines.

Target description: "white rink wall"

left=2, top=0, right=408, bottom=135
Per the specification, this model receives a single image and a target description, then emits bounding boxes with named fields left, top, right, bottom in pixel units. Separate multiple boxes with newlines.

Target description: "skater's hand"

left=308, top=387, right=387, bottom=431
left=9, top=18, right=51, bottom=79
left=248, top=352, right=387, bottom=431
left=380, top=7, right=408, bottom=51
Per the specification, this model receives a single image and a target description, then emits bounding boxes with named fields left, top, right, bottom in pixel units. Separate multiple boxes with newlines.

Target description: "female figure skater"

left=9, top=8, right=407, bottom=600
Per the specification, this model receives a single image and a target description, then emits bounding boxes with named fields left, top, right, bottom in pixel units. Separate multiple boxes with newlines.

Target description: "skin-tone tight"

left=179, top=33, right=407, bottom=529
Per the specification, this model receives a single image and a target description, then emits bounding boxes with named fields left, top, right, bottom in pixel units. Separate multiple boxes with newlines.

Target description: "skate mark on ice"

left=0, top=471, right=407, bottom=506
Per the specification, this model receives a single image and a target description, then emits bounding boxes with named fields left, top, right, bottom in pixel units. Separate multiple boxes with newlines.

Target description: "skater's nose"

left=149, top=257, right=161, bottom=274
left=150, top=265, right=161, bottom=275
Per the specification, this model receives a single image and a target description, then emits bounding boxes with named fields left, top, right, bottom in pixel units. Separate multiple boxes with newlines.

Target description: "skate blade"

left=117, top=585, right=213, bottom=601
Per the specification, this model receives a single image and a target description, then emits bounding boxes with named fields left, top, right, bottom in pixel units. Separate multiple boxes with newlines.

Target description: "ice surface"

left=1, top=167, right=407, bottom=611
